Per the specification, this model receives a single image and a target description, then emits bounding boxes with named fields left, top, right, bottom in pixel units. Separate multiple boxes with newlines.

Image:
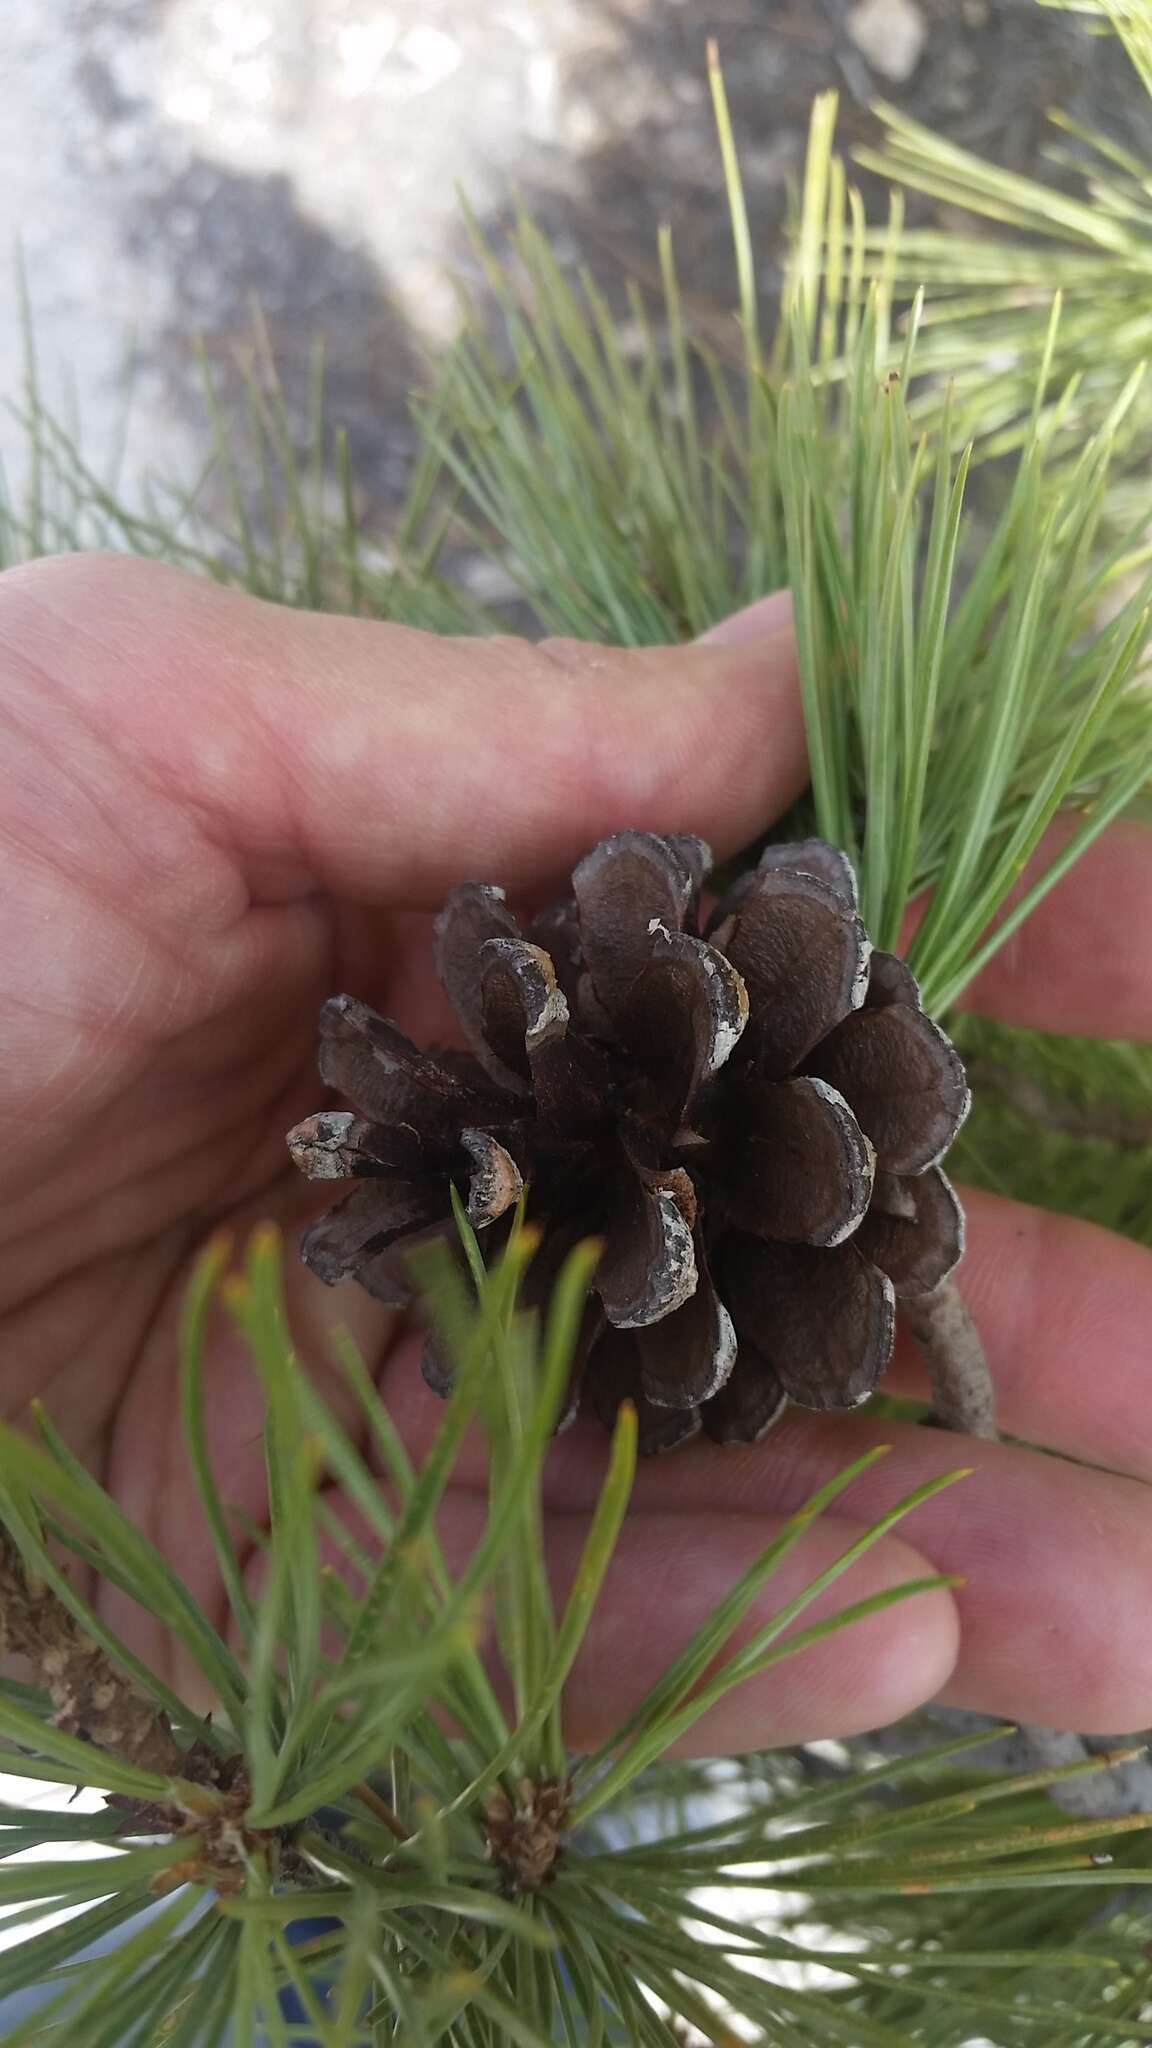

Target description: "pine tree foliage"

left=1, top=3, right=1152, bottom=2039
left=2, top=1227, right=1151, bottom=2044
left=856, top=0, right=1152, bottom=476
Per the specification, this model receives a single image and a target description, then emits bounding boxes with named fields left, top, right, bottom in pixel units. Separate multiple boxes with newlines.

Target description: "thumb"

left=0, top=555, right=805, bottom=905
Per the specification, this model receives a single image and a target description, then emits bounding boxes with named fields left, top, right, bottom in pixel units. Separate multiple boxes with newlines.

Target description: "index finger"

left=0, top=557, right=806, bottom=910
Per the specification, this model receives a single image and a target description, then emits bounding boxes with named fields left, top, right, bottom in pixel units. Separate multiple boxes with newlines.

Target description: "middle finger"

left=548, top=1411, right=1152, bottom=1734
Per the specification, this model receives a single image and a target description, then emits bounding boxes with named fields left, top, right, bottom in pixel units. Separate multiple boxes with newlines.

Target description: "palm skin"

left=3, top=550, right=1152, bottom=1754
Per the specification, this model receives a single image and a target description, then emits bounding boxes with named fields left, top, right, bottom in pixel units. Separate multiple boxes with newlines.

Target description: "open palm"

left=2, top=552, right=1151, bottom=1752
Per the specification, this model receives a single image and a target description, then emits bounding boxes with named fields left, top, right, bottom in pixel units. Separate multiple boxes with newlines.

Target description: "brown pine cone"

left=287, top=834, right=969, bottom=1455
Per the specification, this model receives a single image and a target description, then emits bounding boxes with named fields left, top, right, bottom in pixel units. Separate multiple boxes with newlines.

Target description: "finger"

left=333, top=1296, right=1152, bottom=1732
left=956, top=815, right=1152, bottom=1038
left=546, top=1507, right=958, bottom=1752
left=886, top=1185, right=1152, bottom=1479
left=304, top=1297, right=1152, bottom=1733
left=541, top=1412, right=1152, bottom=1734
left=287, top=1482, right=958, bottom=1754
left=321, top=1172, right=1152, bottom=1490
left=0, top=556, right=804, bottom=908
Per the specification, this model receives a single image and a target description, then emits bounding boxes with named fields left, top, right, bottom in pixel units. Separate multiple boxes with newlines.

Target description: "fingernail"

left=697, top=588, right=793, bottom=647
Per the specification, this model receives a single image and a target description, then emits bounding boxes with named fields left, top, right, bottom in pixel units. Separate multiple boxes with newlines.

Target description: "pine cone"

left=287, top=834, right=969, bottom=1455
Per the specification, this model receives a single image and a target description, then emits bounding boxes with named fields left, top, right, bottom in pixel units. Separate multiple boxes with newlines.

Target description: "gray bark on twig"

left=903, top=1277, right=997, bottom=1439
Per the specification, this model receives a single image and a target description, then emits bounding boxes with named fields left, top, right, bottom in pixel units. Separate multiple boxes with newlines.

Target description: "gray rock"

left=848, top=0, right=928, bottom=83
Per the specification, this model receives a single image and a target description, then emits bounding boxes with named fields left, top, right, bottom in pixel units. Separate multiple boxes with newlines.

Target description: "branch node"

left=483, top=1774, right=571, bottom=1894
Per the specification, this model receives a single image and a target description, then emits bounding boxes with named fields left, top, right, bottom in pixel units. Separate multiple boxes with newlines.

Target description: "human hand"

left=2, top=551, right=1151, bottom=1752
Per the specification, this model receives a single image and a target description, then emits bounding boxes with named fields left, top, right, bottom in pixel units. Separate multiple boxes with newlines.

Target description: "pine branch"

left=0, top=1529, right=180, bottom=1778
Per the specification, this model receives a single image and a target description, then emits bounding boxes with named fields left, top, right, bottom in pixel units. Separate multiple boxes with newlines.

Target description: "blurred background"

left=4, top=0, right=1148, bottom=527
